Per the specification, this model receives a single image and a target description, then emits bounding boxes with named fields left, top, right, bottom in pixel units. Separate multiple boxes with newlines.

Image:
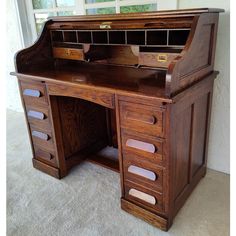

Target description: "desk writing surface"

left=14, top=63, right=167, bottom=99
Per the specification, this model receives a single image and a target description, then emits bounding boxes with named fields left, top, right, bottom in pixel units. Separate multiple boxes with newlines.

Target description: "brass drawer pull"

left=100, top=22, right=112, bottom=29
left=126, top=111, right=156, bottom=125
left=126, top=139, right=156, bottom=153
left=128, top=165, right=156, bottom=181
left=23, top=89, right=41, bottom=97
left=129, top=188, right=156, bottom=205
left=32, top=131, right=49, bottom=141
left=27, top=110, right=45, bottom=120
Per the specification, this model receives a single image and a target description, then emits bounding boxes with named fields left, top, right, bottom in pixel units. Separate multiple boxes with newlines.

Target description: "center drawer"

left=119, top=101, right=165, bottom=137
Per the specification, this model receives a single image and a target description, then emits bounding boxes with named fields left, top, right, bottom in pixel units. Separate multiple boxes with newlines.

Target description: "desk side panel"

left=169, top=75, right=214, bottom=216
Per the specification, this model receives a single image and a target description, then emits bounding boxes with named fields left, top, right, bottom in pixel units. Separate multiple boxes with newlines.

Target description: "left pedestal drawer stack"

left=19, top=79, right=60, bottom=177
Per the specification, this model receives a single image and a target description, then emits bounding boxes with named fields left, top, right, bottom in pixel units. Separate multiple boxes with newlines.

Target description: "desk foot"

left=32, top=158, right=61, bottom=179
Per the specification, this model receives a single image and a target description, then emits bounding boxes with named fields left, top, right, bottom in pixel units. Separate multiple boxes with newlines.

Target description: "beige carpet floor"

left=7, top=109, right=230, bottom=236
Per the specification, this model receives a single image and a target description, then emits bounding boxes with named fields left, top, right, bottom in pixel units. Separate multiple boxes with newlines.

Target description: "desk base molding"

left=121, top=198, right=170, bottom=231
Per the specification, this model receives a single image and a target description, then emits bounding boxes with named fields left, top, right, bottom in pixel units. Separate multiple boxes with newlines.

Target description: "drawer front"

left=30, top=125, right=54, bottom=153
left=123, top=152, right=163, bottom=192
left=121, top=130, right=164, bottom=164
left=124, top=181, right=164, bottom=212
left=139, top=52, right=179, bottom=68
left=34, top=146, right=57, bottom=167
left=119, top=101, right=164, bottom=137
left=20, top=81, right=48, bottom=106
left=53, top=47, right=84, bottom=61
left=25, top=105, right=51, bottom=130
left=47, top=83, right=114, bottom=109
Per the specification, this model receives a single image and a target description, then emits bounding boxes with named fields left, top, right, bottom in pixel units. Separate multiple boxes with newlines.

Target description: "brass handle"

left=100, top=22, right=112, bottom=29
left=23, top=89, right=41, bottom=97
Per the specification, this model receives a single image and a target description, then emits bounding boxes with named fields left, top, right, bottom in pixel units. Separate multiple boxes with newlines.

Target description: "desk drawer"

left=30, top=125, right=54, bottom=153
left=25, top=105, right=51, bottom=130
left=121, top=130, right=164, bottom=164
left=20, top=81, right=48, bottom=106
left=124, top=181, right=164, bottom=213
left=47, top=83, right=114, bottom=109
left=119, top=101, right=164, bottom=137
left=123, top=152, right=163, bottom=192
left=53, top=47, right=85, bottom=61
left=34, top=146, right=57, bottom=167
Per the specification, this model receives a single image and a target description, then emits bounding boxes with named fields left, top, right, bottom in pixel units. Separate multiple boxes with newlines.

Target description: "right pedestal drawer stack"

left=118, top=98, right=168, bottom=215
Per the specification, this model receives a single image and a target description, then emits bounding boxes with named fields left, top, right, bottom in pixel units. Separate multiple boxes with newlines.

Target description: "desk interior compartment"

left=63, top=31, right=77, bottom=43
left=51, top=30, right=63, bottom=42
left=109, top=31, right=126, bottom=44
left=54, top=96, right=119, bottom=172
left=139, top=47, right=182, bottom=68
left=77, top=31, right=92, bottom=43
left=92, top=31, right=108, bottom=44
left=168, top=29, right=190, bottom=46
left=146, top=30, right=167, bottom=46
left=127, top=30, right=145, bottom=45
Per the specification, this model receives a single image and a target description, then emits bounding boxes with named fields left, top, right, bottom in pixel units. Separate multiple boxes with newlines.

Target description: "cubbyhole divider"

left=51, top=29, right=190, bottom=47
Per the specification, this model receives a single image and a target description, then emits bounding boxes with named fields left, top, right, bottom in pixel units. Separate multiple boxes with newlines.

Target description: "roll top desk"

left=11, top=8, right=223, bottom=231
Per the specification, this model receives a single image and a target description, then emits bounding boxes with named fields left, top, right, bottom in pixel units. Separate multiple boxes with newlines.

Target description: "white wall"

left=177, top=0, right=230, bottom=174
left=6, top=0, right=24, bottom=112
left=6, top=0, right=230, bottom=174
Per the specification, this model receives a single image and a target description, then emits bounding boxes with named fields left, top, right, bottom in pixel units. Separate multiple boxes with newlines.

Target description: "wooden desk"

left=11, top=8, right=223, bottom=231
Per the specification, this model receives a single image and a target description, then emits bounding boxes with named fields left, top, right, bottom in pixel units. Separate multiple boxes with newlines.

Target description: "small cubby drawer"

left=139, top=52, right=179, bottom=68
left=123, top=152, right=163, bottom=191
left=121, top=130, right=164, bottom=164
left=124, top=181, right=164, bottom=212
left=34, top=146, right=57, bottom=167
left=53, top=47, right=84, bottom=61
left=30, top=126, right=54, bottom=153
left=119, top=101, right=164, bottom=137
left=20, top=81, right=48, bottom=106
